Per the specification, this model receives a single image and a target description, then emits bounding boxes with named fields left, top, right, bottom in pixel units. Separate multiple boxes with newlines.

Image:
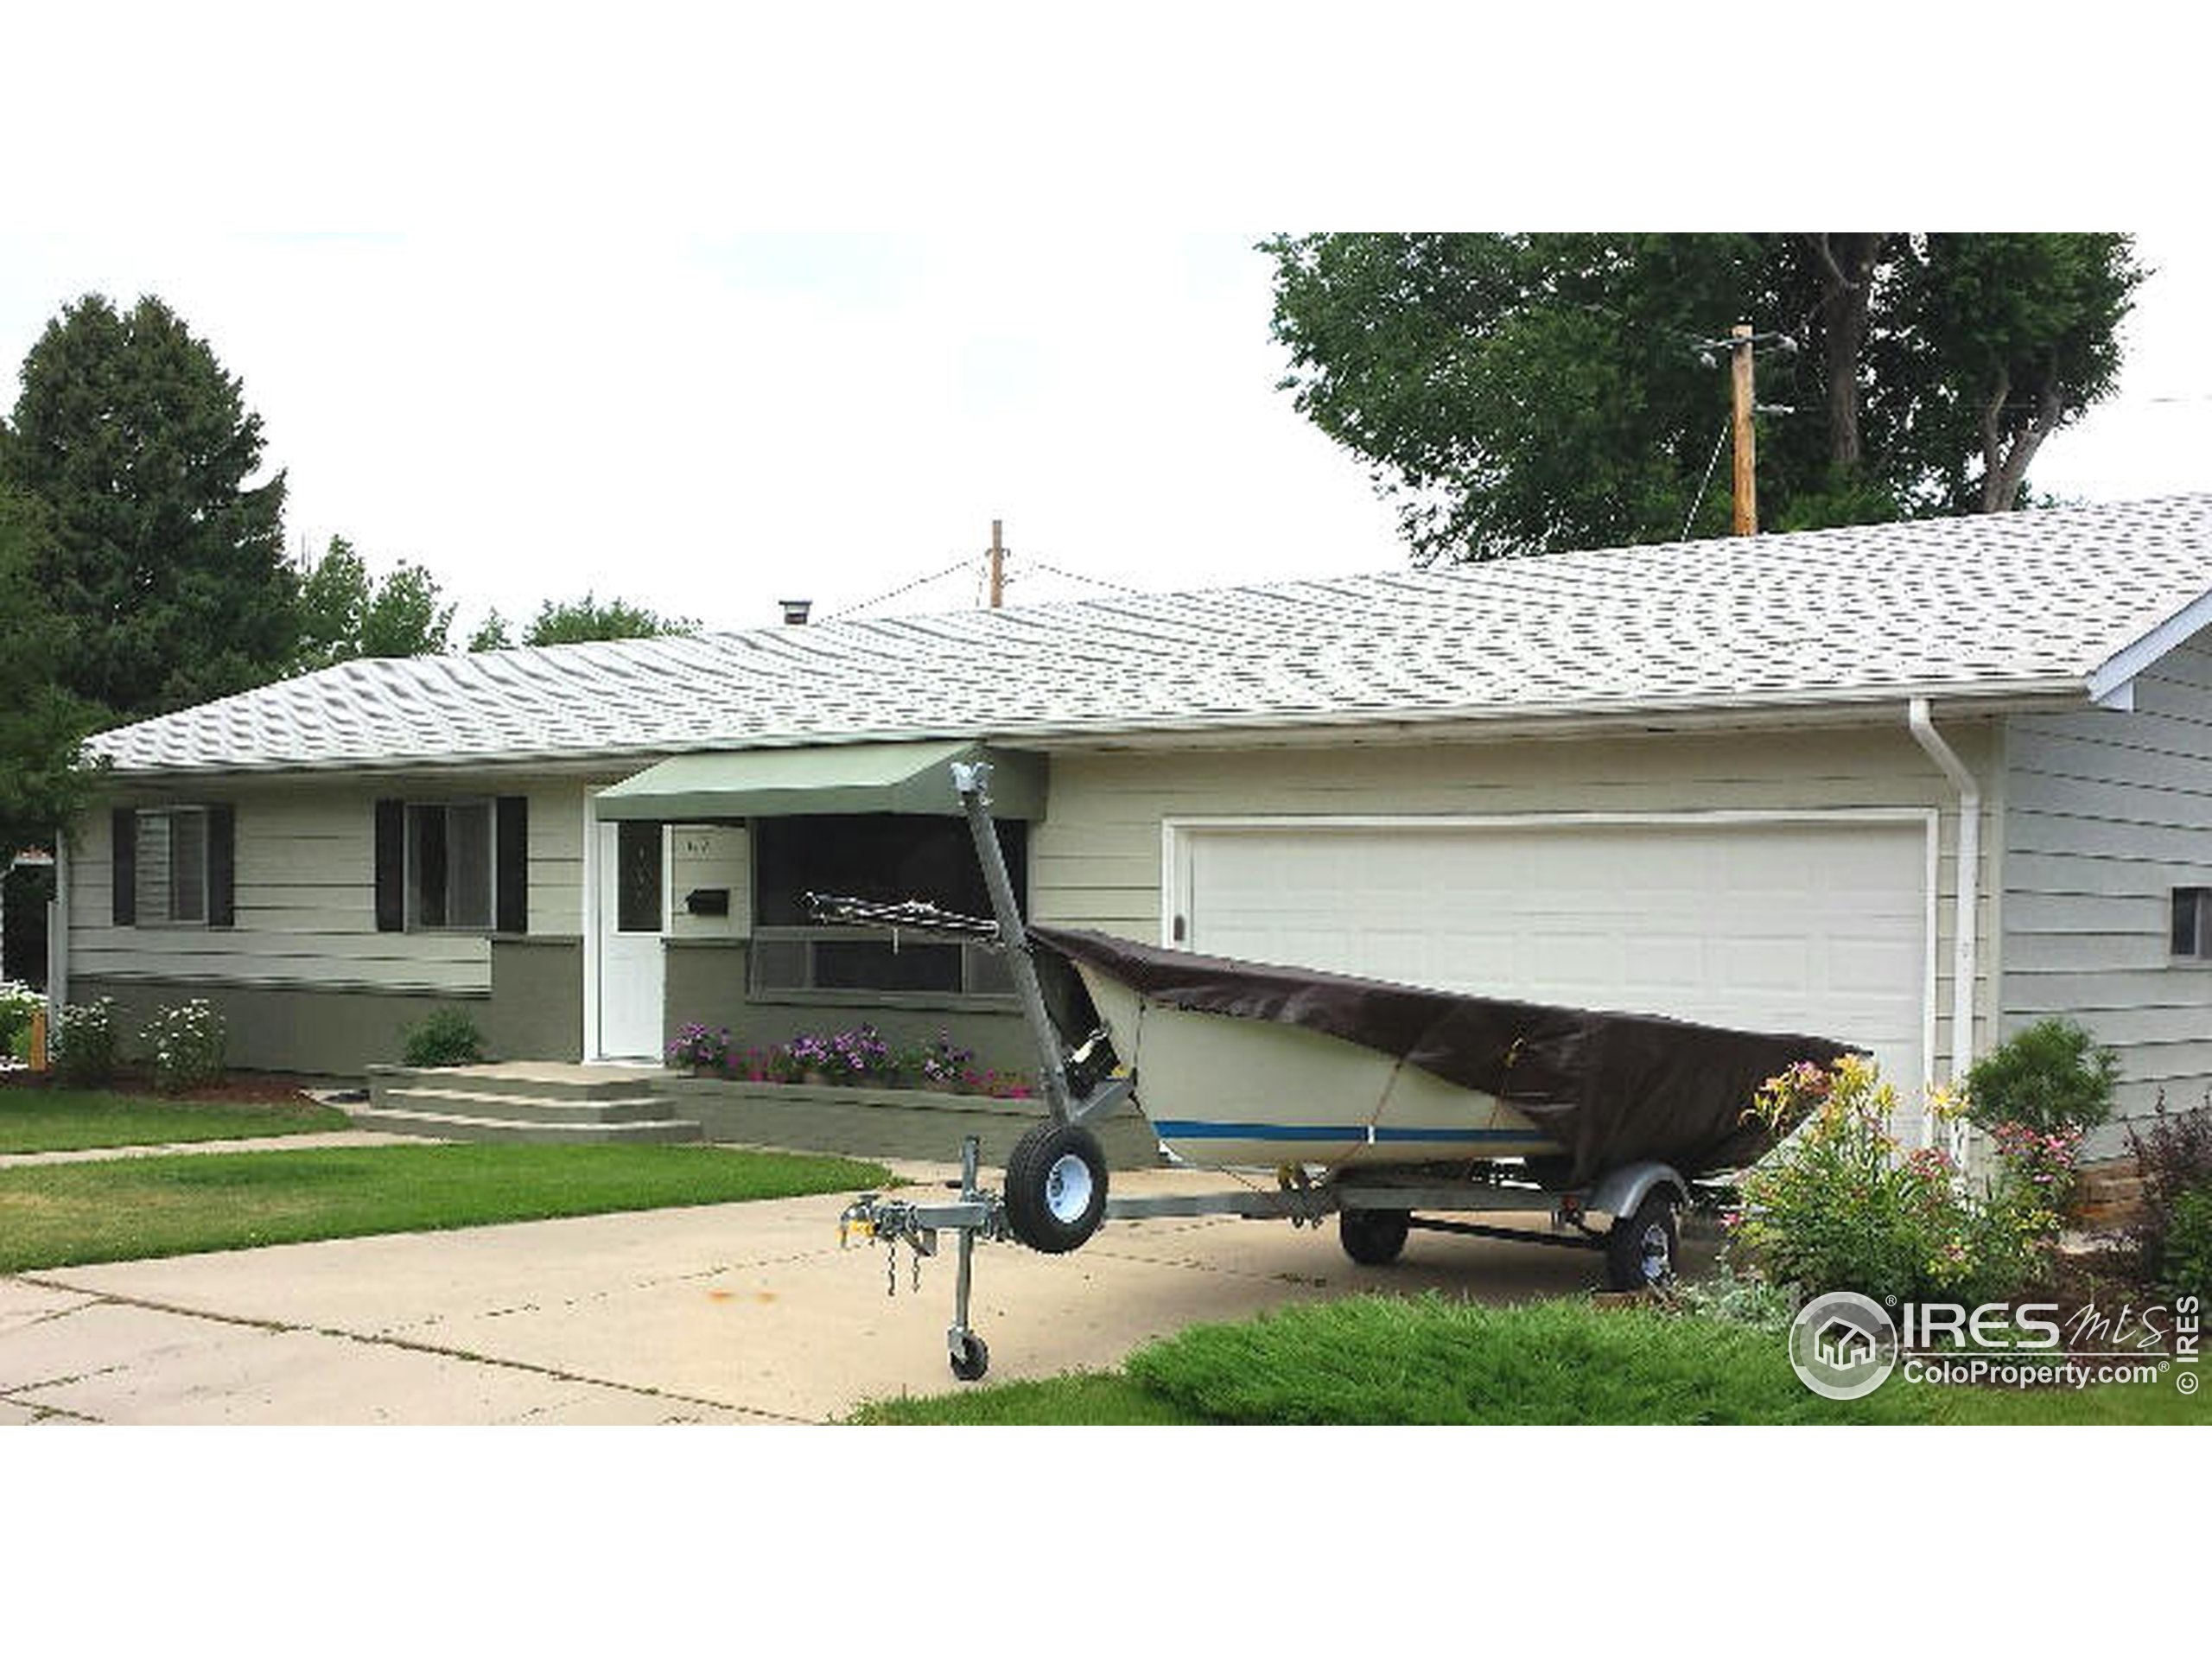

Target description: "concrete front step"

left=365, top=1063, right=684, bottom=1103
left=359, top=1062, right=703, bottom=1144
left=350, top=1107, right=705, bottom=1145
left=376, top=1085, right=683, bottom=1127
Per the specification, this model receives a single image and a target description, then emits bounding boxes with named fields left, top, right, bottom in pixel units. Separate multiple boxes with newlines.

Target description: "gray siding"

left=68, top=772, right=610, bottom=995
left=2004, top=630, right=2212, bottom=1149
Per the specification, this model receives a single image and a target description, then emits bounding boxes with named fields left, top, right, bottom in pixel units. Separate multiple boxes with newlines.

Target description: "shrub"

left=1732, top=1055, right=2077, bottom=1306
left=1962, top=1016, right=2119, bottom=1135
left=666, top=1022, right=733, bottom=1072
left=140, top=999, right=226, bottom=1093
left=2122, top=1093, right=2212, bottom=1292
left=2158, top=1185, right=2212, bottom=1300
left=402, top=1007, right=486, bottom=1068
left=1, top=981, right=44, bottom=1062
left=51, top=998, right=118, bottom=1086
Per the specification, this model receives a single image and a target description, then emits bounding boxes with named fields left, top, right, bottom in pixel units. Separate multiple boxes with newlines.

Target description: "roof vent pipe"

left=1908, top=696, right=1980, bottom=1165
left=779, top=599, right=811, bottom=626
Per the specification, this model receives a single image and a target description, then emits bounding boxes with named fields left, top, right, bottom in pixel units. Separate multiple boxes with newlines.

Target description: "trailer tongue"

left=827, top=761, right=1857, bottom=1382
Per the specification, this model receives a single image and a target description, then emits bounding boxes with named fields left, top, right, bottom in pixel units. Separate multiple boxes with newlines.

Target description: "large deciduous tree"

left=296, top=534, right=457, bottom=668
left=520, top=593, right=696, bottom=646
left=1263, top=232, right=2143, bottom=563
left=0, top=293, right=296, bottom=718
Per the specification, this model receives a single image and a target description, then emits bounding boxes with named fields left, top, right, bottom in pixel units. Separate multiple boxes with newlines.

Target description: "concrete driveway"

left=0, top=1163, right=1709, bottom=1425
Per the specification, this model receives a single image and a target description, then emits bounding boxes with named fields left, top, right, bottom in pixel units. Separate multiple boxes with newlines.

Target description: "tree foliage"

left=521, top=592, right=696, bottom=646
left=467, top=609, right=513, bottom=652
left=0, top=484, right=102, bottom=853
left=0, top=293, right=296, bottom=716
left=1263, top=232, right=2143, bottom=563
left=296, top=535, right=456, bottom=669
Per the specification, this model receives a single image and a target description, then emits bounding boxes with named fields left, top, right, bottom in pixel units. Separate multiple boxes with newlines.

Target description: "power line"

left=823, top=557, right=974, bottom=620
left=1027, top=559, right=1149, bottom=597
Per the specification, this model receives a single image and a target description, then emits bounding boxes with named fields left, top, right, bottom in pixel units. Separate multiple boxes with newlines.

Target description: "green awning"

left=592, top=741, right=1046, bottom=822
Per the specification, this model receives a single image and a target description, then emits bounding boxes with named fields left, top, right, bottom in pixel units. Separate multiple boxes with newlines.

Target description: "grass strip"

left=0, top=1142, right=889, bottom=1272
left=0, top=1089, right=353, bottom=1155
left=851, top=1294, right=2206, bottom=1426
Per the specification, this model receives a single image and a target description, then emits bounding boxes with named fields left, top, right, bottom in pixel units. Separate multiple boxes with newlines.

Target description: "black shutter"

left=111, top=807, right=137, bottom=926
left=496, top=795, right=529, bottom=934
left=207, top=804, right=236, bottom=928
left=374, top=799, right=406, bottom=931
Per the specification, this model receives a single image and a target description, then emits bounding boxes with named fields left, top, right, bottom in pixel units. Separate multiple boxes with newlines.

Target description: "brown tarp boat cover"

left=1028, top=925, right=1860, bottom=1185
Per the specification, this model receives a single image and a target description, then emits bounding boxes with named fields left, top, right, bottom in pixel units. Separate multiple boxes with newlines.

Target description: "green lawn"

left=0, top=1088, right=353, bottom=1154
left=0, top=1142, right=890, bottom=1272
left=849, top=1294, right=2207, bottom=1426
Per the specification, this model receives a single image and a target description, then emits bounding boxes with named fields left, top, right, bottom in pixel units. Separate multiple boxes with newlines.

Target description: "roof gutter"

left=1908, top=696, right=1979, bottom=1154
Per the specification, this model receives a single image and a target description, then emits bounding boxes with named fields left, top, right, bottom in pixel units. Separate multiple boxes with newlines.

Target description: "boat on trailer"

left=826, top=761, right=1858, bottom=1382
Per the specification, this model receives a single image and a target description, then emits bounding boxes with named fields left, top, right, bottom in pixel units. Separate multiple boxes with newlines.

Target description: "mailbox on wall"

left=684, top=888, right=731, bottom=918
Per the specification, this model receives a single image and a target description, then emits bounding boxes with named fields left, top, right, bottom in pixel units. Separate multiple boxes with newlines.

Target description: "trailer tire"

left=1004, top=1121, right=1109, bottom=1254
left=1604, top=1190, right=1680, bottom=1290
left=950, top=1331, right=990, bottom=1382
left=1339, top=1207, right=1410, bottom=1266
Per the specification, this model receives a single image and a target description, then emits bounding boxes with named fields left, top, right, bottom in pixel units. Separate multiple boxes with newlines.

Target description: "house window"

left=407, top=801, right=494, bottom=930
left=2174, top=887, right=2212, bottom=958
left=134, top=807, right=209, bottom=925
left=750, top=813, right=1025, bottom=1001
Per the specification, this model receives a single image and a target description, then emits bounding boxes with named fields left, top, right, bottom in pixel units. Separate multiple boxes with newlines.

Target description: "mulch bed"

left=0, top=1068, right=336, bottom=1105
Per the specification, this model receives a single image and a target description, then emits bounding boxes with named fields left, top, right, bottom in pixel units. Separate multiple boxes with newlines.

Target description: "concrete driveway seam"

left=10, top=1274, right=812, bottom=1426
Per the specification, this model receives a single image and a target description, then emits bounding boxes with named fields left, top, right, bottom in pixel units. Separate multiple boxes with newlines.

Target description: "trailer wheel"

left=1338, top=1207, right=1411, bottom=1266
left=1003, top=1121, right=1109, bottom=1254
left=1604, top=1190, right=1680, bottom=1290
left=950, top=1331, right=990, bottom=1382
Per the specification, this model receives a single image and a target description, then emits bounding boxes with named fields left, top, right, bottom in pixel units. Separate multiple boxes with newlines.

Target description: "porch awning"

left=591, top=740, right=1046, bottom=822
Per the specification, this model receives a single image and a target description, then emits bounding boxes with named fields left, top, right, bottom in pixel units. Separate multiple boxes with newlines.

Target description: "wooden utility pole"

left=1730, top=322, right=1758, bottom=536
left=987, top=519, right=1006, bottom=608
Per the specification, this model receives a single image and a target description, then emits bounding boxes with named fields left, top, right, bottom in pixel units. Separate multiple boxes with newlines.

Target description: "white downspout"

left=1909, top=697, right=1979, bottom=1165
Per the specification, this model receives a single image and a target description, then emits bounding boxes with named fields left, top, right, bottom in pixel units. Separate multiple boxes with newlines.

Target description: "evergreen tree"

left=0, top=293, right=296, bottom=718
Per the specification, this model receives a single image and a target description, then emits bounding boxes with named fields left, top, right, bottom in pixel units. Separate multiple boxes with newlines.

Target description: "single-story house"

left=51, top=494, right=2212, bottom=1158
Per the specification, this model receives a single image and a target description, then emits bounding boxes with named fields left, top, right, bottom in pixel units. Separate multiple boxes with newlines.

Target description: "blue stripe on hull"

left=1148, top=1121, right=1544, bottom=1146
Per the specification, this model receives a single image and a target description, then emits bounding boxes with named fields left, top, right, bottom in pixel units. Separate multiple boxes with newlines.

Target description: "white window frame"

left=404, top=798, right=497, bottom=933
left=134, top=805, right=212, bottom=929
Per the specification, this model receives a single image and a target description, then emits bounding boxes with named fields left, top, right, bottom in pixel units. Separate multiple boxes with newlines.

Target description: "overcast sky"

left=4, top=227, right=2206, bottom=643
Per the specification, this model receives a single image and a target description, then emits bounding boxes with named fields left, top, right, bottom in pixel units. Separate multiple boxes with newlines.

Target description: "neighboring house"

left=48, top=495, right=2212, bottom=1156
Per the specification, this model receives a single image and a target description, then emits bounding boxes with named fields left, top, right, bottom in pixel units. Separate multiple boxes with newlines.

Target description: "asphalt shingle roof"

left=92, top=495, right=2212, bottom=776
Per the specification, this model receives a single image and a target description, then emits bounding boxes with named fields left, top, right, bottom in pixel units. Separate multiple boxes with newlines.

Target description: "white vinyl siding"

left=2004, top=626, right=2212, bottom=1150
left=72, top=775, right=612, bottom=995
left=1031, top=723, right=1998, bottom=1094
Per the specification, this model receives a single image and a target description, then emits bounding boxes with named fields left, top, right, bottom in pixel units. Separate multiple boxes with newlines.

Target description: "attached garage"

left=1168, top=813, right=1936, bottom=1140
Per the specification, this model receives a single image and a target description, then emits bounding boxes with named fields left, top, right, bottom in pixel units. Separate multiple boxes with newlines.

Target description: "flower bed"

left=666, top=1022, right=1033, bottom=1100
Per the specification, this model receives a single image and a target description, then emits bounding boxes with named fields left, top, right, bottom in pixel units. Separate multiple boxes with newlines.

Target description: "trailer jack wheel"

left=1339, top=1206, right=1410, bottom=1266
left=1004, top=1121, right=1109, bottom=1253
left=1604, top=1191, right=1680, bottom=1291
left=950, top=1330, right=990, bottom=1382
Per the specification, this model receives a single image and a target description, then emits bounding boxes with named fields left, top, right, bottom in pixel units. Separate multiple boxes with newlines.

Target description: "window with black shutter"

left=114, top=806, right=234, bottom=928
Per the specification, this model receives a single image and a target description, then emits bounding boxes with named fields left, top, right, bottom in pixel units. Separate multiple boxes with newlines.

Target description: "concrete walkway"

left=0, top=1164, right=1709, bottom=1425
left=0, top=1129, right=422, bottom=1169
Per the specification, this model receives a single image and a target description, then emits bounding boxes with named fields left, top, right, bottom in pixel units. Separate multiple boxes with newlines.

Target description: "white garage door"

left=1175, top=815, right=1931, bottom=1112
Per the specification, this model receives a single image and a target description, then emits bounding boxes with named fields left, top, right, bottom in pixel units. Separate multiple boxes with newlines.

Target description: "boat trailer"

left=823, top=760, right=1691, bottom=1383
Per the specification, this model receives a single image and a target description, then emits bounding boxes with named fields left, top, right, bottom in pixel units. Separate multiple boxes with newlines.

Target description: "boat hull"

left=1072, top=965, right=1563, bottom=1173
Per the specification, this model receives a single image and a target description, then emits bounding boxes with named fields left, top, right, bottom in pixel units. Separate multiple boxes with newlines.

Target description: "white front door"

left=597, top=820, right=667, bottom=1059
